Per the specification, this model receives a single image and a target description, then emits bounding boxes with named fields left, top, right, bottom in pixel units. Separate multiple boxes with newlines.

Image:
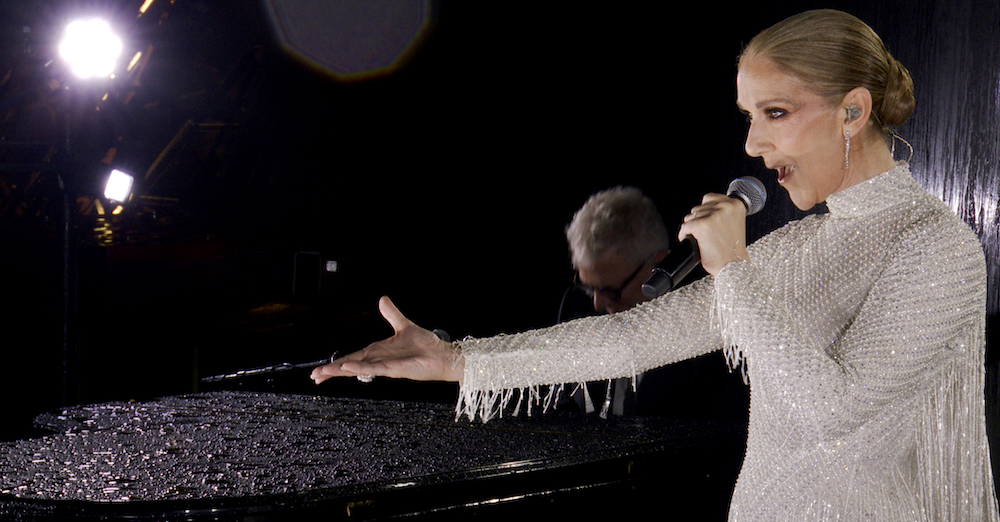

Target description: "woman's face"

left=737, top=57, right=853, bottom=210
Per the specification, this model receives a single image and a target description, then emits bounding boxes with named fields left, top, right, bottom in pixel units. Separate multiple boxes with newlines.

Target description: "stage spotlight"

left=58, top=18, right=123, bottom=79
left=104, top=169, right=134, bottom=203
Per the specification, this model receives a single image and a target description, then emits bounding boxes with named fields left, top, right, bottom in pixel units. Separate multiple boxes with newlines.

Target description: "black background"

left=0, top=1, right=997, bottom=484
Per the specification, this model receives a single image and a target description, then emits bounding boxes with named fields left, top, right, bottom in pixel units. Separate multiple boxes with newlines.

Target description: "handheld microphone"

left=641, top=177, right=766, bottom=298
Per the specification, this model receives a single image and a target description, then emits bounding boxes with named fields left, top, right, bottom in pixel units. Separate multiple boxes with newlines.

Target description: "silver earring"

left=844, top=129, right=851, bottom=170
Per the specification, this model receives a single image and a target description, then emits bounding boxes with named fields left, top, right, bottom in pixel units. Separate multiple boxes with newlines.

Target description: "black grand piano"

left=1, top=391, right=744, bottom=521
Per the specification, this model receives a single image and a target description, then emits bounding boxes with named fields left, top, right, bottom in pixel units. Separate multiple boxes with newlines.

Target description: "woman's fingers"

left=310, top=295, right=464, bottom=384
left=310, top=361, right=348, bottom=383
left=677, top=193, right=749, bottom=275
left=378, top=295, right=411, bottom=334
left=339, top=358, right=407, bottom=379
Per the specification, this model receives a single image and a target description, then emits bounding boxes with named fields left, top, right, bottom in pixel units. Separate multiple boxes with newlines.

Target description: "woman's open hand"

left=310, top=296, right=464, bottom=385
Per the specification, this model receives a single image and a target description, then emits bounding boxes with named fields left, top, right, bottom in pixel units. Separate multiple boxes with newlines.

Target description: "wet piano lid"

left=2, top=391, right=744, bottom=519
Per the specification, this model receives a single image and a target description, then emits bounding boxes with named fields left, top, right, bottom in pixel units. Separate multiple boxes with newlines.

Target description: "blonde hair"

left=739, top=9, right=915, bottom=128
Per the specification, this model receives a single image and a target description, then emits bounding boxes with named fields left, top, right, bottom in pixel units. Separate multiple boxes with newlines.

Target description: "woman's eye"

left=764, top=108, right=787, bottom=119
left=743, top=108, right=786, bottom=123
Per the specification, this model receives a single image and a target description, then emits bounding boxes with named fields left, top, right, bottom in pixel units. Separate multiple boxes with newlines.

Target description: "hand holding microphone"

left=642, top=177, right=766, bottom=298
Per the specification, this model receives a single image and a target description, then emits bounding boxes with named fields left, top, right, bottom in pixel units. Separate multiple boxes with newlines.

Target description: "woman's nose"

left=744, top=121, right=769, bottom=158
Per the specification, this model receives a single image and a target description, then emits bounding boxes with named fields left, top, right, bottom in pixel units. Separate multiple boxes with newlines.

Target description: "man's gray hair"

left=565, top=186, right=671, bottom=269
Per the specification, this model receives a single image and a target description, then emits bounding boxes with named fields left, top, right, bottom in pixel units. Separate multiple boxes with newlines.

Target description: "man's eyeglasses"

left=573, top=260, right=649, bottom=303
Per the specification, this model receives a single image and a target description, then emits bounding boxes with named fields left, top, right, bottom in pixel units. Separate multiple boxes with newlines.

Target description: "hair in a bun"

left=879, top=57, right=915, bottom=127
left=739, top=9, right=915, bottom=129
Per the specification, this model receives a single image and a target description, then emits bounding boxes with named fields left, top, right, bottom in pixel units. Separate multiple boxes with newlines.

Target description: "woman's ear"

left=841, top=87, right=874, bottom=135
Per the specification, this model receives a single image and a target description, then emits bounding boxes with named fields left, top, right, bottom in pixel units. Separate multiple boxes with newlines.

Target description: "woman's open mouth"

left=777, top=165, right=794, bottom=183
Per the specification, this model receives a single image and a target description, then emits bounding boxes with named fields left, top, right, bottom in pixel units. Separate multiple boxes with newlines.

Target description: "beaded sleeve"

left=456, top=275, right=723, bottom=421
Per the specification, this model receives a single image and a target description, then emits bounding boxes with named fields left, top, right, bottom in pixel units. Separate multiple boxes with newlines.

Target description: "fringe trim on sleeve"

left=454, top=327, right=642, bottom=422
left=713, top=264, right=750, bottom=384
left=913, top=329, right=1000, bottom=520
left=455, top=383, right=566, bottom=423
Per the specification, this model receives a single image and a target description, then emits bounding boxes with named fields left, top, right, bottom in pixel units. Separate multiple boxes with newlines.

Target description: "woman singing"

left=312, top=10, right=999, bottom=520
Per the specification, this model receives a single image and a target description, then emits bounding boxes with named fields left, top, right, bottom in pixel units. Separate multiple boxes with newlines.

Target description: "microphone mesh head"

left=727, top=176, right=767, bottom=215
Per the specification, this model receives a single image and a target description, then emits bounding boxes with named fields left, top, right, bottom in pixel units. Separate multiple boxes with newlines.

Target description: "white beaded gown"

left=455, top=165, right=999, bottom=521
